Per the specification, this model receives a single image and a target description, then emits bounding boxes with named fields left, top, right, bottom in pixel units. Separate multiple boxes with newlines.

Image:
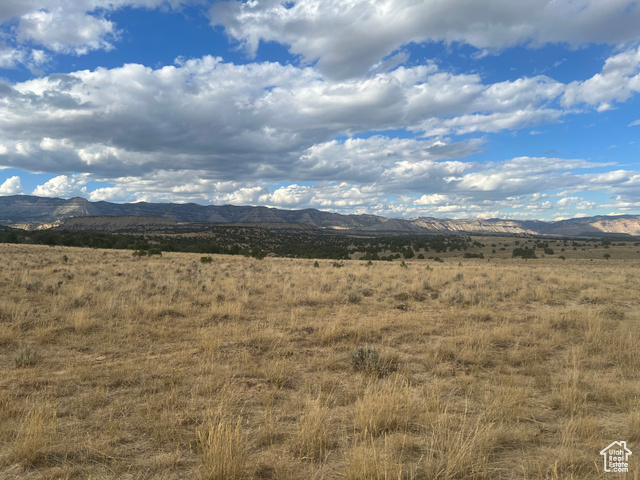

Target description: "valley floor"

left=1, top=244, right=639, bottom=479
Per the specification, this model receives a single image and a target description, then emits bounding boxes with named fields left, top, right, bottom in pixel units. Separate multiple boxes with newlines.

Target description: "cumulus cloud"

left=414, top=194, right=449, bottom=206
left=0, top=176, right=23, bottom=195
left=87, top=186, right=132, bottom=202
left=210, top=0, right=640, bottom=78
left=32, top=174, right=89, bottom=198
left=0, top=0, right=187, bottom=70
left=0, top=48, right=633, bottom=181
left=17, top=10, right=118, bottom=55
left=562, top=45, right=640, bottom=111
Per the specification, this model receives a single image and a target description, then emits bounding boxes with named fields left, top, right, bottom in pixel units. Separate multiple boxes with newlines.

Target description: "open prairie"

left=1, top=242, right=639, bottom=479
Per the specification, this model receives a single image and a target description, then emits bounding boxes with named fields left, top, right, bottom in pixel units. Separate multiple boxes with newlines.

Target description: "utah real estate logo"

left=600, top=441, right=631, bottom=473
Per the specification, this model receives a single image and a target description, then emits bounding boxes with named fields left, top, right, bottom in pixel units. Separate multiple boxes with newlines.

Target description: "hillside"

left=0, top=195, right=638, bottom=237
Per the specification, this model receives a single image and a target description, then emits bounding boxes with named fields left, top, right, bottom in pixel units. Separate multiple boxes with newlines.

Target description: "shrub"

left=15, top=346, right=38, bottom=367
left=348, top=293, right=362, bottom=304
left=313, top=261, right=320, bottom=268
left=513, top=247, right=537, bottom=259
left=350, top=346, right=380, bottom=373
left=201, top=256, right=213, bottom=264
left=350, top=346, right=398, bottom=377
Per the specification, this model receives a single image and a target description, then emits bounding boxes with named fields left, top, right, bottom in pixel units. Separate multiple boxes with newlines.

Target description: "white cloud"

left=0, top=45, right=26, bottom=69
left=562, top=46, right=640, bottom=111
left=210, top=0, right=640, bottom=78
left=414, top=194, right=449, bottom=206
left=17, top=10, right=117, bottom=55
left=557, top=196, right=581, bottom=207
left=32, top=174, right=89, bottom=198
left=0, top=176, right=23, bottom=195
left=0, top=0, right=187, bottom=70
left=0, top=46, right=636, bottom=183
left=42, top=146, right=633, bottom=219
left=87, top=186, right=131, bottom=202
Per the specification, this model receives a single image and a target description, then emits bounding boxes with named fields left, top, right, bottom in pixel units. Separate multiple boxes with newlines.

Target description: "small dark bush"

left=513, top=247, right=537, bottom=259
left=348, top=293, right=362, bottom=304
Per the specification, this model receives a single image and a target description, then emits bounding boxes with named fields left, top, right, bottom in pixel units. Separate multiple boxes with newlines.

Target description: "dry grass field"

left=1, top=242, right=639, bottom=479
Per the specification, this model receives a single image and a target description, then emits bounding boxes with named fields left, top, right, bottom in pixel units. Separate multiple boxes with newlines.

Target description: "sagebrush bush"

left=15, top=346, right=39, bottom=367
left=350, top=346, right=398, bottom=377
left=350, top=346, right=380, bottom=372
left=348, top=293, right=362, bottom=304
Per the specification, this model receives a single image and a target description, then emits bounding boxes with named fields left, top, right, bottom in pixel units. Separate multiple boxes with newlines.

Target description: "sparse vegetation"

left=0, top=242, right=638, bottom=478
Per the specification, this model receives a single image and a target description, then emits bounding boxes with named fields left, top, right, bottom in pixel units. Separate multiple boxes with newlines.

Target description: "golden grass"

left=196, top=416, right=247, bottom=480
left=0, top=242, right=639, bottom=478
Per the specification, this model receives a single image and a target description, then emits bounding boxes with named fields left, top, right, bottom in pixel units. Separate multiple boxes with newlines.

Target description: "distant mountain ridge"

left=0, top=195, right=639, bottom=237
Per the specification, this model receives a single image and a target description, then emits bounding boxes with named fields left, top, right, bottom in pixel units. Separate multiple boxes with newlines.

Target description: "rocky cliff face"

left=0, top=195, right=638, bottom=237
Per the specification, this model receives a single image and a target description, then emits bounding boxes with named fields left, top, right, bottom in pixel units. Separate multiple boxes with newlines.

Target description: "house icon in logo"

left=600, top=441, right=632, bottom=473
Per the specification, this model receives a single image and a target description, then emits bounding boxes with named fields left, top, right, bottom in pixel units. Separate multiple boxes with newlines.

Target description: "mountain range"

left=0, top=195, right=639, bottom=237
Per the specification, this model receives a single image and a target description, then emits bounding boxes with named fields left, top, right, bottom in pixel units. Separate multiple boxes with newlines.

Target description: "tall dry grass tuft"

left=421, top=407, right=498, bottom=479
left=354, top=377, right=422, bottom=437
left=553, top=352, right=588, bottom=417
left=196, top=416, right=247, bottom=480
left=345, top=433, right=417, bottom=480
left=291, top=398, right=334, bottom=462
left=10, top=403, right=57, bottom=467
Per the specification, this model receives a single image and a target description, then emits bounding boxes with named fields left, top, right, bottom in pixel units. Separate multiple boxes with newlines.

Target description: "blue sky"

left=0, top=1, right=639, bottom=220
